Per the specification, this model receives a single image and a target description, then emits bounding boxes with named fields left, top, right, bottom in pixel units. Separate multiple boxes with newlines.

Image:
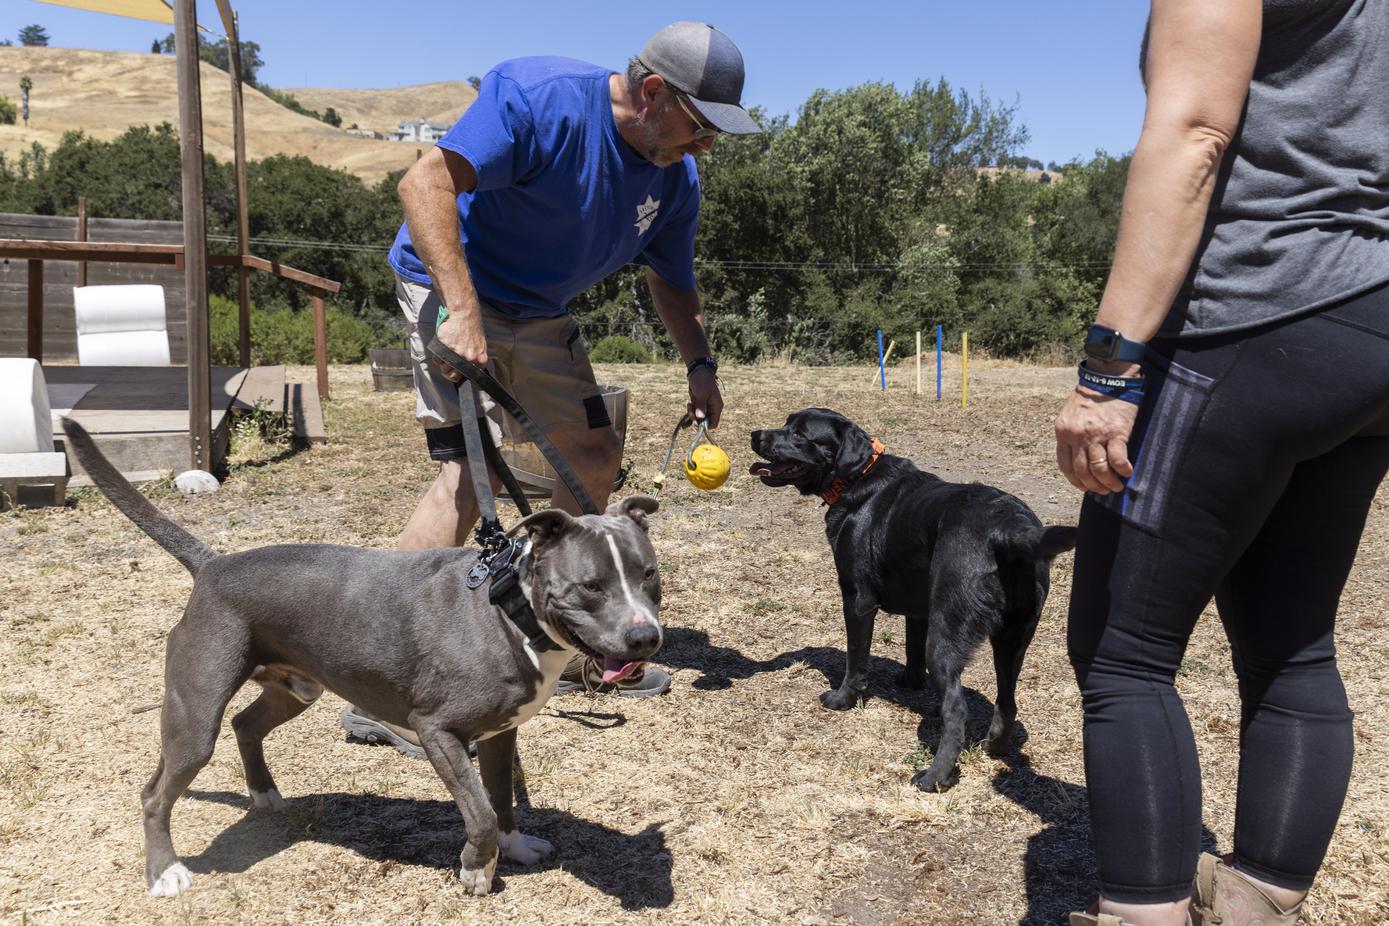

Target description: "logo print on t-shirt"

left=634, top=195, right=660, bottom=236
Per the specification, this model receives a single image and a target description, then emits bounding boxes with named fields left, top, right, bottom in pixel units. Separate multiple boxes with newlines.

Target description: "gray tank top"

left=1163, top=0, right=1389, bottom=337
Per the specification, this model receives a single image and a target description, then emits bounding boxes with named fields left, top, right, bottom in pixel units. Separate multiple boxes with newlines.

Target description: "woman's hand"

left=1055, top=387, right=1140, bottom=494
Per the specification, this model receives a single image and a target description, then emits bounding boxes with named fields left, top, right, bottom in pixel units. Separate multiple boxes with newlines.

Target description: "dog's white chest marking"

left=474, top=646, right=570, bottom=741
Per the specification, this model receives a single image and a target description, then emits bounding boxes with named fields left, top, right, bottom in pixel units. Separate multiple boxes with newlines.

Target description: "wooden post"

left=312, top=287, right=329, bottom=399
left=216, top=0, right=253, bottom=368
left=175, top=0, right=212, bottom=472
left=961, top=331, right=969, bottom=408
left=76, top=197, right=88, bottom=288
left=870, top=340, right=896, bottom=386
left=26, top=260, right=43, bottom=361
left=915, top=330, right=921, bottom=395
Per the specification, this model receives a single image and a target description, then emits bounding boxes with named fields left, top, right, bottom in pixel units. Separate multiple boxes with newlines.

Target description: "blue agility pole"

left=877, top=329, right=886, bottom=391
left=935, top=324, right=943, bottom=400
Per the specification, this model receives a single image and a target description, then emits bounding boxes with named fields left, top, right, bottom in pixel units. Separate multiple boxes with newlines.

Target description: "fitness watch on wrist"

left=686, top=356, right=718, bottom=377
left=1083, top=324, right=1147, bottom=364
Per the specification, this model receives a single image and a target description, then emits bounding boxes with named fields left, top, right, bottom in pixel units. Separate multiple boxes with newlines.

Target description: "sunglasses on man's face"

left=673, top=92, right=721, bottom=141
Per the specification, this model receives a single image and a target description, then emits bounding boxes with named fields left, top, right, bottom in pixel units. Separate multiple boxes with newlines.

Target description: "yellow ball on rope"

left=685, top=443, right=731, bottom=491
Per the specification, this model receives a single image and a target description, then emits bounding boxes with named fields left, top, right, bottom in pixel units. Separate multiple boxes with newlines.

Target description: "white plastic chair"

left=73, top=284, right=171, bottom=366
left=0, top=357, right=67, bottom=508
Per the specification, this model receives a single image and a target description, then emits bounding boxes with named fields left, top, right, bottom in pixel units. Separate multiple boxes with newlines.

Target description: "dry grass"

left=280, top=83, right=477, bottom=139
left=1, top=362, right=1385, bottom=925
left=0, top=47, right=475, bottom=184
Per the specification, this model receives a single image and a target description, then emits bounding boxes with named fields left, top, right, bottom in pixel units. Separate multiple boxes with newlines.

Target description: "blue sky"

left=8, top=0, right=1150, bottom=166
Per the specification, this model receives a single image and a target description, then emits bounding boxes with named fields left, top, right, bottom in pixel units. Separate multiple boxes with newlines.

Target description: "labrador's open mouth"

left=748, top=460, right=808, bottom=482
left=556, top=619, right=645, bottom=683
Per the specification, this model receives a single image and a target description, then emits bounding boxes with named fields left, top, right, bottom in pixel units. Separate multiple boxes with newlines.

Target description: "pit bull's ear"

left=510, top=508, right=575, bottom=546
left=605, top=494, right=659, bottom=532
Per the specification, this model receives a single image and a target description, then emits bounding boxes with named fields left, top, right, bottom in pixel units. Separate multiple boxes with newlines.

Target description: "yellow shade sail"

left=32, top=0, right=183, bottom=27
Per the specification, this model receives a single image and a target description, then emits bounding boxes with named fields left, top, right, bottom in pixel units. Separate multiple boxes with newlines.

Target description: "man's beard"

left=637, top=99, right=689, bottom=167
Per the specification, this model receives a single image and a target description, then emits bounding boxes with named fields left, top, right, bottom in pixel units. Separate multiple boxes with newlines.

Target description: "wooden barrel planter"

left=369, top=348, right=413, bottom=392
left=500, top=384, right=629, bottom=500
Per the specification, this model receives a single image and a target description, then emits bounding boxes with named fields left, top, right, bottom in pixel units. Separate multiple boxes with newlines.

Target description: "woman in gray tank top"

left=1057, top=1, right=1389, bottom=924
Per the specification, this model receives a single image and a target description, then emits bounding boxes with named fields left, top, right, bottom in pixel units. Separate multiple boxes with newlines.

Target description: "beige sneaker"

left=340, top=706, right=431, bottom=760
left=554, top=652, right=671, bottom=697
left=1190, top=853, right=1302, bottom=926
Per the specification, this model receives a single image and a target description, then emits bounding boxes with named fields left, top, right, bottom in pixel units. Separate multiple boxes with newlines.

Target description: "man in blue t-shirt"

left=340, top=23, right=761, bottom=757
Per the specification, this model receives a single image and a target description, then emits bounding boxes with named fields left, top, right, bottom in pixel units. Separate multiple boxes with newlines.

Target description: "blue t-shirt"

left=388, top=57, right=701, bottom=319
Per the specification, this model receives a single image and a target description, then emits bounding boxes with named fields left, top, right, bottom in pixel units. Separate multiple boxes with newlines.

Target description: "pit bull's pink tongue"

left=601, top=657, right=644, bottom=683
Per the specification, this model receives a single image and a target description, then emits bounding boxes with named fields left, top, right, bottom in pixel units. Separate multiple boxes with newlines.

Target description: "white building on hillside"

left=392, top=118, right=450, bottom=143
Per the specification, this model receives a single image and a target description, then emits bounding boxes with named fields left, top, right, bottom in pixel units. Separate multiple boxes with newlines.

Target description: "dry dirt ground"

left=2, top=360, right=1386, bottom=925
left=0, top=47, right=476, bottom=184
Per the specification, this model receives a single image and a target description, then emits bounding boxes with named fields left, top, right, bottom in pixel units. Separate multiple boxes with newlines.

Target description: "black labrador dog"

left=750, top=408, right=1076, bottom=791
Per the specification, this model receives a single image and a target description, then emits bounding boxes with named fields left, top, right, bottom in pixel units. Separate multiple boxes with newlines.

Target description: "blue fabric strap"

left=1077, top=362, right=1146, bottom=406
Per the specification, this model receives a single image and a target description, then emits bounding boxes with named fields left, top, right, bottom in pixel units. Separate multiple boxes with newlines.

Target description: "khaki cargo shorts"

left=395, top=274, right=611, bottom=461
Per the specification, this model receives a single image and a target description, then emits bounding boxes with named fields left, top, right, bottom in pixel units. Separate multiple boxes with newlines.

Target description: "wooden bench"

left=287, top=381, right=326, bottom=443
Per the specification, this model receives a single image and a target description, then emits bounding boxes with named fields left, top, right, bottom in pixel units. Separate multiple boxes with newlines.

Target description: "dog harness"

left=428, top=335, right=602, bottom=655
left=820, top=437, right=886, bottom=506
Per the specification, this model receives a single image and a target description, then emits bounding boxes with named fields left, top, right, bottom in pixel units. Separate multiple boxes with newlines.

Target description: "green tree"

left=1031, top=151, right=1130, bottom=291
left=19, top=75, right=32, bottom=128
left=158, top=32, right=265, bottom=85
left=151, top=38, right=161, bottom=54
left=322, top=106, right=342, bottom=128
left=0, top=96, right=16, bottom=126
left=260, top=86, right=320, bottom=120
left=200, top=37, right=265, bottom=86
left=19, top=25, right=49, bottom=47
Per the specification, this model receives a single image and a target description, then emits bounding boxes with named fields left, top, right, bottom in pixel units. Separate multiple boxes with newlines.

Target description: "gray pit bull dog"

left=60, top=418, right=663, bottom=898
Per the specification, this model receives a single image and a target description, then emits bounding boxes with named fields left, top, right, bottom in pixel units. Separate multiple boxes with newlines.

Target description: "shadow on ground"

left=183, top=787, right=673, bottom=909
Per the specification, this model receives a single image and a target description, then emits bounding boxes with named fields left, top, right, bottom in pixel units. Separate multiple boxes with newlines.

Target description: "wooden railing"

left=0, top=238, right=342, bottom=398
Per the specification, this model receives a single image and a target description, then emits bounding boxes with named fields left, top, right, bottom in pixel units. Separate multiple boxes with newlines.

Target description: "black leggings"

left=1069, top=282, right=1389, bottom=904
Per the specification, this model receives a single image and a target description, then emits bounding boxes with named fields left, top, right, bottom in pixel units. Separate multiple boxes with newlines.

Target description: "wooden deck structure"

left=1, top=236, right=337, bottom=479
left=47, top=363, right=323, bottom=485
left=1, top=237, right=341, bottom=399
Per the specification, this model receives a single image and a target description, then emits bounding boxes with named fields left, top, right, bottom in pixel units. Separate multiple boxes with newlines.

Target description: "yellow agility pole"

left=961, top=331, right=969, bottom=408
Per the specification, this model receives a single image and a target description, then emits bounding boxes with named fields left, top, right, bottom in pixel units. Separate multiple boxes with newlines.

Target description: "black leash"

left=430, top=336, right=576, bottom=654
left=428, top=335, right=598, bottom=516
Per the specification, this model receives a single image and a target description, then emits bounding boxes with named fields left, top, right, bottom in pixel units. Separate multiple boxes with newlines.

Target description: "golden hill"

left=281, top=82, right=474, bottom=138
left=0, top=46, right=477, bottom=185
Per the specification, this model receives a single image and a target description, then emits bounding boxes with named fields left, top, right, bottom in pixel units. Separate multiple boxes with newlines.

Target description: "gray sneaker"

left=340, top=706, right=479, bottom=760
left=554, top=654, right=672, bottom=697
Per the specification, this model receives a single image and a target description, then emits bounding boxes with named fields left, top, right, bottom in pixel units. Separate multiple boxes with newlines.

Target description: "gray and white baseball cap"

left=637, top=22, right=762, bottom=135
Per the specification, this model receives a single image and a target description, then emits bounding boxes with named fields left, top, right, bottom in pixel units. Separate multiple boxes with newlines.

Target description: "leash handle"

left=427, top=335, right=598, bottom=516
left=655, top=413, right=694, bottom=491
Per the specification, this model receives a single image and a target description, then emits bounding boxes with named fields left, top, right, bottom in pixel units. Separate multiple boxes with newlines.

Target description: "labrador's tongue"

left=601, top=657, right=644, bottom=684
left=749, top=462, right=772, bottom=476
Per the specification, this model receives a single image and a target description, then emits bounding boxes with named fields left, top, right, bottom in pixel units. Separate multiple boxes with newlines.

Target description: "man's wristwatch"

left=1083, top=324, right=1147, bottom=364
left=686, top=356, right=718, bottom=377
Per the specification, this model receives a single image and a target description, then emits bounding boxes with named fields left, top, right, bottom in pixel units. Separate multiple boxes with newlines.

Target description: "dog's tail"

left=61, top=417, right=217, bottom=575
left=994, top=524, right=1078, bottom=562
